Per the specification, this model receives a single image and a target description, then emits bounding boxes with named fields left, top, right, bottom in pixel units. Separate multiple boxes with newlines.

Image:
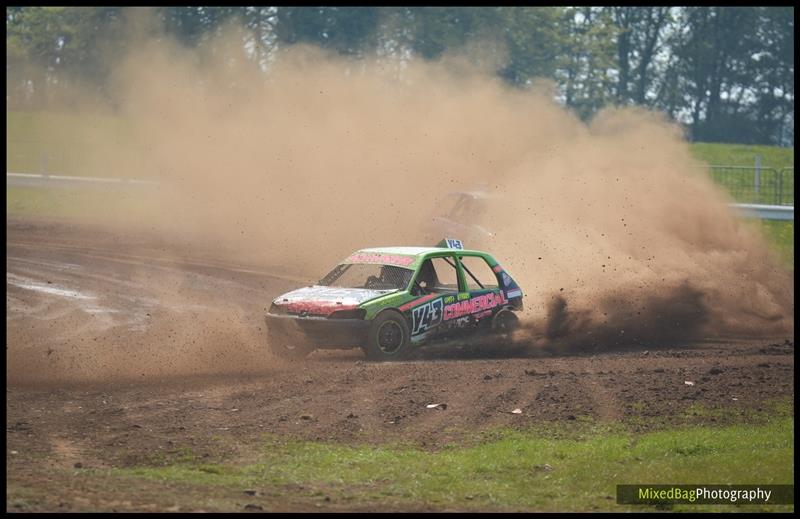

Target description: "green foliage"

left=274, top=7, right=381, bottom=56
left=7, top=7, right=129, bottom=105
left=6, top=7, right=794, bottom=145
left=672, top=7, right=794, bottom=145
left=558, top=7, right=619, bottom=119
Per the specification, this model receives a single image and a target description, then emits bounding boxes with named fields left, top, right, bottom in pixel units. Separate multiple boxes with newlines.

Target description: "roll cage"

left=407, top=251, right=499, bottom=296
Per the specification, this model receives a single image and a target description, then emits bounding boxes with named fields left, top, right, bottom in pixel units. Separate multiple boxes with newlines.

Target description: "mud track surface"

left=6, top=217, right=795, bottom=512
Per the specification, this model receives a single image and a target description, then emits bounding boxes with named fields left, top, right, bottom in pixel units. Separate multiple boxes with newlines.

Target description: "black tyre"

left=492, top=310, right=526, bottom=354
left=268, top=327, right=313, bottom=361
left=365, top=311, right=412, bottom=361
left=492, top=309, right=519, bottom=334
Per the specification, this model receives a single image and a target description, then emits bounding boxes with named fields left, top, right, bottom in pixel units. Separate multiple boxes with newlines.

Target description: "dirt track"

left=6, top=217, right=795, bottom=510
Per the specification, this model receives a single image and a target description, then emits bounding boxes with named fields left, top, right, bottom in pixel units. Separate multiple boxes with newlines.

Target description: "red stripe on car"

left=398, top=294, right=438, bottom=312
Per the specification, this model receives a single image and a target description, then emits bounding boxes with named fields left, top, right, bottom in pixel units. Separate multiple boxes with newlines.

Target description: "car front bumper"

left=265, top=313, right=370, bottom=349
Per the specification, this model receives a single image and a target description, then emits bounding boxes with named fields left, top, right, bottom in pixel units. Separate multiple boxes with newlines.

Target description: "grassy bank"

left=691, top=142, right=794, bottom=170
left=5, top=185, right=148, bottom=221
left=7, top=183, right=794, bottom=269
left=759, top=220, right=794, bottom=268
left=690, top=142, right=794, bottom=206
left=13, top=416, right=788, bottom=512
left=7, top=110, right=795, bottom=177
left=7, top=110, right=147, bottom=178
left=6, top=111, right=795, bottom=268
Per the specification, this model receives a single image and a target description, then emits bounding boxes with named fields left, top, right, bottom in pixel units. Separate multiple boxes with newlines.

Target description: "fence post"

left=754, top=154, right=761, bottom=196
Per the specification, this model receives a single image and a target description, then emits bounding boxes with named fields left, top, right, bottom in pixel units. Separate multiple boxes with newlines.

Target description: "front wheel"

left=268, top=327, right=314, bottom=361
left=365, top=311, right=412, bottom=361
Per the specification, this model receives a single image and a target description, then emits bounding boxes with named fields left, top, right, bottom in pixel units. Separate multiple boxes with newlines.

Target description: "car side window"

left=459, top=255, right=499, bottom=290
left=431, top=257, right=460, bottom=292
left=417, top=257, right=460, bottom=293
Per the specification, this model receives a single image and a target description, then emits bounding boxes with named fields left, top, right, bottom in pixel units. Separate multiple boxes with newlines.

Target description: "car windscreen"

left=319, top=263, right=413, bottom=291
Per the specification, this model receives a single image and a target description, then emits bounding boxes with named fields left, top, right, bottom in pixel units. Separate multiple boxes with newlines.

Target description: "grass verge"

left=83, top=416, right=795, bottom=512
left=6, top=185, right=151, bottom=222
left=758, top=220, right=794, bottom=269
left=8, top=183, right=794, bottom=269
left=691, top=142, right=794, bottom=170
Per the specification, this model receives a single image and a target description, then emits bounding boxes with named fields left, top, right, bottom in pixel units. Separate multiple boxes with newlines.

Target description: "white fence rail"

left=730, top=203, right=794, bottom=221
left=7, top=173, right=794, bottom=220
left=7, top=172, right=159, bottom=188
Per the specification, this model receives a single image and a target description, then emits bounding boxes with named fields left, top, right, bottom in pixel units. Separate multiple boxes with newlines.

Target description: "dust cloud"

left=484, top=107, right=793, bottom=348
left=7, top=18, right=794, bottom=379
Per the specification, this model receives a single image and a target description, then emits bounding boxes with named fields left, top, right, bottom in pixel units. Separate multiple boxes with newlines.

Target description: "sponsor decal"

left=346, top=252, right=415, bottom=267
left=443, top=291, right=508, bottom=321
left=411, top=298, right=443, bottom=335
left=492, top=265, right=504, bottom=273
left=445, top=238, right=464, bottom=250
left=506, top=288, right=523, bottom=299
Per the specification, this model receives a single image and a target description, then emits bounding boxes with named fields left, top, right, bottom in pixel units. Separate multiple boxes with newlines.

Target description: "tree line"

left=6, top=6, right=794, bottom=146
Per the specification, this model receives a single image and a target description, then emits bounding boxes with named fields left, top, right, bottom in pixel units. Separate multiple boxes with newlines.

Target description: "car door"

left=448, top=254, right=507, bottom=328
left=407, top=254, right=462, bottom=341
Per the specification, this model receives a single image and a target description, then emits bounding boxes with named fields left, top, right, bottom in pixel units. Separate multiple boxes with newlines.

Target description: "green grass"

left=97, top=417, right=793, bottom=512
left=691, top=143, right=794, bottom=206
left=6, top=109, right=794, bottom=178
left=6, top=185, right=149, bottom=222
left=758, top=220, right=794, bottom=269
left=6, top=111, right=795, bottom=268
left=691, top=142, right=794, bottom=170
left=7, top=110, right=148, bottom=178
left=8, top=182, right=793, bottom=269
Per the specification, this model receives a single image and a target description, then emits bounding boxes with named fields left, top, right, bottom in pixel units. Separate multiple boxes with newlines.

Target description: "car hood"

left=272, top=286, right=397, bottom=316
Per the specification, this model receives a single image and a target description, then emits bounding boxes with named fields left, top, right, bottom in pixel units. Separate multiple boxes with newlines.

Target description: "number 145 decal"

left=411, top=298, right=443, bottom=335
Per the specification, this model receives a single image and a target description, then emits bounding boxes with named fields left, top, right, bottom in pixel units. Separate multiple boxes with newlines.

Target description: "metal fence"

left=7, top=140, right=795, bottom=207
left=7, top=140, right=76, bottom=175
left=7, top=140, right=149, bottom=179
left=703, top=165, right=794, bottom=206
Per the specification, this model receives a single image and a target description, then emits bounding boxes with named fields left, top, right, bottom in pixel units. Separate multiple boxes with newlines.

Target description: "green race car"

left=265, top=239, right=524, bottom=360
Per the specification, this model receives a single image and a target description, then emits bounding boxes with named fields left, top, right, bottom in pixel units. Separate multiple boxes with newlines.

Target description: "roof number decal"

left=445, top=239, right=463, bottom=250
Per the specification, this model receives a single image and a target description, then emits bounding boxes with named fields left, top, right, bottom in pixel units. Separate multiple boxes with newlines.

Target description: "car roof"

left=344, top=246, right=497, bottom=271
left=357, top=246, right=487, bottom=256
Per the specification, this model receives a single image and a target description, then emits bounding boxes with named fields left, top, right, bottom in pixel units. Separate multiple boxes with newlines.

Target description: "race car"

left=265, top=239, right=524, bottom=361
left=423, top=191, right=495, bottom=248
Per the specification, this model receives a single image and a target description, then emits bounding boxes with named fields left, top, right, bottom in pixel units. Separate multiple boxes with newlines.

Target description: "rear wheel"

left=492, top=310, right=526, bottom=355
left=493, top=309, right=519, bottom=334
left=268, top=327, right=313, bottom=361
left=365, top=311, right=412, bottom=361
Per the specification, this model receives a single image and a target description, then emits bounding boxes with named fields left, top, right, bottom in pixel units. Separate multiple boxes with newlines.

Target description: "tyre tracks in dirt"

left=6, top=217, right=795, bottom=465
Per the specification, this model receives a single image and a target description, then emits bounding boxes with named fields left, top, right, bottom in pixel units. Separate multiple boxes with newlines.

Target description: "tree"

left=273, top=6, right=381, bottom=57
left=6, top=6, right=794, bottom=145
left=556, top=7, right=618, bottom=120
left=607, top=7, right=671, bottom=106
left=671, top=6, right=794, bottom=144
